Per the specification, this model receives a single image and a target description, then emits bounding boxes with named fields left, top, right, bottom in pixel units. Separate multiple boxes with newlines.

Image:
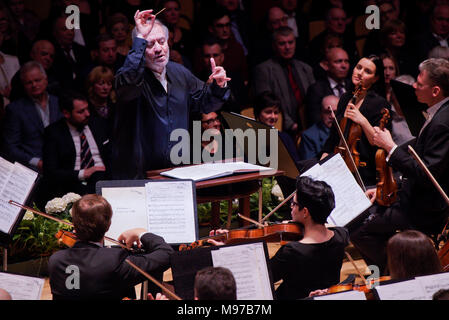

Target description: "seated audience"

left=85, top=66, right=116, bottom=121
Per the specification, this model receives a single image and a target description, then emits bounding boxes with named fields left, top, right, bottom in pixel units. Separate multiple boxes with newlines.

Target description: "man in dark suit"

left=412, top=4, right=449, bottom=65
left=48, top=194, right=173, bottom=300
left=1, top=61, right=62, bottom=171
left=43, top=91, right=110, bottom=198
left=349, top=58, right=449, bottom=272
left=51, top=15, right=91, bottom=91
left=253, top=26, right=315, bottom=137
left=305, top=47, right=351, bottom=127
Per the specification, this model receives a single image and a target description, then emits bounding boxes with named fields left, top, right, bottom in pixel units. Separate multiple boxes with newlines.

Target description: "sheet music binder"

left=0, top=160, right=40, bottom=247
left=96, top=179, right=199, bottom=245
left=170, top=240, right=275, bottom=300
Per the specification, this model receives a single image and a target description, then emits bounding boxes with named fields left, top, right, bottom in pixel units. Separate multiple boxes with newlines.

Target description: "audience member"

left=194, top=266, right=237, bottom=300
left=6, top=0, right=40, bottom=44
left=51, top=14, right=92, bottom=90
left=428, top=45, right=449, bottom=59
left=43, top=90, right=110, bottom=198
left=106, top=13, right=132, bottom=57
left=305, top=47, right=350, bottom=126
left=88, top=34, right=126, bottom=74
left=48, top=194, right=173, bottom=299
left=253, top=26, right=315, bottom=137
left=1, top=61, right=62, bottom=172
left=0, top=42, right=20, bottom=105
left=299, top=95, right=338, bottom=160
left=85, top=66, right=116, bottom=121
left=10, top=40, right=59, bottom=102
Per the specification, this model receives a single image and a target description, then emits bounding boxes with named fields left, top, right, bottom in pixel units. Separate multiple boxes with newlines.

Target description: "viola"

left=334, top=82, right=367, bottom=173
left=55, top=229, right=77, bottom=247
left=178, top=222, right=303, bottom=251
left=375, top=108, right=397, bottom=206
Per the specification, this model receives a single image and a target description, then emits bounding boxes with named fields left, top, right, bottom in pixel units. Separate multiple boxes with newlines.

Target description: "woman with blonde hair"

left=85, top=66, right=116, bottom=120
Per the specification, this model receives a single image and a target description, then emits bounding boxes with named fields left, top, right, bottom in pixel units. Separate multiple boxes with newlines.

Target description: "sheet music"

left=102, top=187, right=148, bottom=242
left=145, top=181, right=196, bottom=244
left=0, top=157, right=14, bottom=194
left=0, top=162, right=37, bottom=234
left=314, top=290, right=367, bottom=300
left=211, top=242, right=273, bottom=300
left=161, top=161, right=273, bottom=181
left=301, top=154, right=372, bottom=226
left=375, top=279, right=427, bottom=300
left=415, top=272, right=449, bottom=300
left=0, top=272, right=44, bottom=300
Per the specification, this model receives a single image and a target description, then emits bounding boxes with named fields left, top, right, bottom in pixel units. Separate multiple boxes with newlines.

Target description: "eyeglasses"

left=290, top=200, right=302, bottom=208
left=202, top=117, right=221, bottom=125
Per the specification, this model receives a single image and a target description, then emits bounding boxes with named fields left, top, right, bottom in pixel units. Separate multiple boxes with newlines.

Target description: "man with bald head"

left=413, top=4, right=449, bottom=64
left=305, top=47, right=350, bottom=126
left=10, top=40, right=59, bottom=101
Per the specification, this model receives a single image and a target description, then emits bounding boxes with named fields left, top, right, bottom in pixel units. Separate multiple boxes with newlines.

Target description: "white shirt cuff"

left=386, top=144, right=398, bottom=162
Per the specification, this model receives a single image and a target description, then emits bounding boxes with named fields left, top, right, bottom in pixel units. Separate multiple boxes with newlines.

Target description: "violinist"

left=210, top=176, right=349, bottom=300
left=321, top=55, right=391, bottom=187
left=350, top=58, right=449, bottom=273
left=48, top=194, right=174, bottom=300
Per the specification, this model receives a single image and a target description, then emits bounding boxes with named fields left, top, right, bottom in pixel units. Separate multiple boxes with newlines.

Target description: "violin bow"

left=237, top=213, right=265, bottom=227
left=329, top=105, right=367, bottom=193
left=408, top=146, right=449, bottom=237
left=125, top=259, right=182, bottom=300
left=8, top=200, right=128, bottom=250
left=345, top=251, right=367, bottom=284
left=261, top=191, right=296, bottom=223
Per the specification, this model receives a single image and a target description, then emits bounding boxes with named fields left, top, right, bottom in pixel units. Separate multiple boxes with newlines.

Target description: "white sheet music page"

left=375, top=279, right=427, bottom=300
left=415, top=272, right=449, bottom=300
left=145, top=180, right=196, bottom=244
left=0, top=162, right=37, bottom=233
left=300, top=153, right=372, bottom=226
left=102, top=187, right=148, bottom=243
left=0, top=157, right=14, bottom=194
left=211, top=242, right=273, bottom=300
left=0, top=272, right=44, bottom=300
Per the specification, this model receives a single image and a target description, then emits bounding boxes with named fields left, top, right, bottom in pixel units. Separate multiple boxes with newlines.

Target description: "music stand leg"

left=258, top=181, right=263, bottom=223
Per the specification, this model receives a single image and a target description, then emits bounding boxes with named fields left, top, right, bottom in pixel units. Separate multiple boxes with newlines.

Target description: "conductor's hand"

left=373, top=126, right=395, bottom=153
left=118, top=228, right=148, bottom=249
left=365, top=188, right=377, bottom=204
left=207, top=229, right=228, bottom=246
left=134, top=9, right=156, bottom=39
left=83, top=166, right=106, bottom=179
left=208, top=57, right=231, bottom=88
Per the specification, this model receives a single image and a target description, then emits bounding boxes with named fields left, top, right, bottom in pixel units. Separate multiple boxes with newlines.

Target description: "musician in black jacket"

left=48, top=194, right=173, bottom=300
left=350, top=58, right=449, bottom=272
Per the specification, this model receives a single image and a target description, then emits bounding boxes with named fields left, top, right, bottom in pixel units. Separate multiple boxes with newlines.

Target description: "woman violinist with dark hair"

left=321, top=55, right=392, bottom=187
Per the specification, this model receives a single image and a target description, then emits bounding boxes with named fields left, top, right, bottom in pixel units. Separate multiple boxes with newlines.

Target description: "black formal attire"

left=321, top=91, right=391, bottom=187
left=270, top=227, right=349, bottom=300
left=349, top=99, right=449, bottom=271
left=43, top=117, right=111, bottom=198
left=48, top=232, right=173, bottom=300
left=305, top=77, right=352, bottom=127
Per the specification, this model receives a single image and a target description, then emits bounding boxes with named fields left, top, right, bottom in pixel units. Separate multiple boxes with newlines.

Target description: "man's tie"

left=287, top=64, right=303, bottom=107
left=80, top=130, right=94, bottom=169
left=335, top=83, right=345, bottom=97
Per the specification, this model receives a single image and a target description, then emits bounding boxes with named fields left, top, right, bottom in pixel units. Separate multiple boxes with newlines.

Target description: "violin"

left=334, top=82, right=367, bottom=173
left=327, top=276, right=392, bottom=299
left=375, top=108, right=397, bottom=206
left=178, top=222, right=303, bottom=251
left=55, top=229, right=77, bottom=247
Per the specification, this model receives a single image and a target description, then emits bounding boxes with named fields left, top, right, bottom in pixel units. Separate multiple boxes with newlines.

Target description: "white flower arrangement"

left=23, top=210, right=35, bottom=220
left=45, top=193, right=81, bottom=214
left=271, top=183, right=284, bottom=202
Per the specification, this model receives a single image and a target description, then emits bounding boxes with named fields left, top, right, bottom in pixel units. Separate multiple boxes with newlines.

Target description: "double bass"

left=375, top=108, right=397, bottom=206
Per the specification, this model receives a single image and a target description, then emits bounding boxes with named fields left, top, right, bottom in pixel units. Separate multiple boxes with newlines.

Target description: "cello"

left=375, top=108, right=397, bottom=206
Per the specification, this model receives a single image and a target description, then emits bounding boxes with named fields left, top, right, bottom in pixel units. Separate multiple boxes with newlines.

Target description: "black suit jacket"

left=305, top=78, right=352, bottom=127
left=389, top=100, right=449, bottom=233
left=43, top=117, right=111, bottom=197
left=48, top=233, right=173, bottom=300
